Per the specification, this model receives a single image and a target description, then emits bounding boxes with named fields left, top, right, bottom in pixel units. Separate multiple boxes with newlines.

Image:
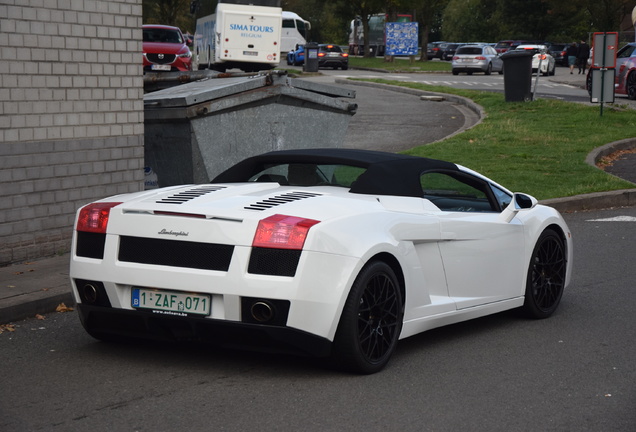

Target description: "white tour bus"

left=281, top=11, right=311, bottom=52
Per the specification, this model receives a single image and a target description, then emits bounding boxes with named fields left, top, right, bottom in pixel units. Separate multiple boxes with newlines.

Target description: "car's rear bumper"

left=77, top=303, right=333, bottom=357
left=452, top=65, right=488, bottom=72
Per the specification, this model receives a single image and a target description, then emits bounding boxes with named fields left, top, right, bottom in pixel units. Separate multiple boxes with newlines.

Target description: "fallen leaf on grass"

left=35, top=314, right=46, bottom=320
left=56, top=303, right=74, bottom=313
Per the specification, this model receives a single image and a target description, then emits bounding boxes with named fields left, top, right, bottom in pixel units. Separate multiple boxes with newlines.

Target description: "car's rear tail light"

left=538, top=54, right=547, bottom=60
left=475, top=56, right=486, bottom=60
left=318, top=52, right=325, bottom=57
left=252, top=214, right=320, bottom=250
left=76, top=202, right=122, bottom=233
left=342, top=53, right=349, bottom=57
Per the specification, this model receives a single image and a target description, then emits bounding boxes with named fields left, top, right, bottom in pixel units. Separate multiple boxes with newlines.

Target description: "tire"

left=452, top=69, right=459, bottom=75
left=485, top=63, right=492, bottom=75
left=331, top=261, right=403, bottom=374
left=522, top=228, right=566, bottom=319
left=627, top=71, right=636, bottom=100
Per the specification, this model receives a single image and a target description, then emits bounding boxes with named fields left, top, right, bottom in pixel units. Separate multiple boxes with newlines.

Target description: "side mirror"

left=499, top=193, right=538, bottom=223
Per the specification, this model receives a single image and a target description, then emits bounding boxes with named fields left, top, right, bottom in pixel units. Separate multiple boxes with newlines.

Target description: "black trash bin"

left=500, top=50, right=533, bottom=102
left=303, top=42, right=319, bottom=73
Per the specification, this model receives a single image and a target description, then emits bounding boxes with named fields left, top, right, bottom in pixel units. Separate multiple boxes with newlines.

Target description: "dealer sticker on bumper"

left=132, top=287, right=211, bottom=316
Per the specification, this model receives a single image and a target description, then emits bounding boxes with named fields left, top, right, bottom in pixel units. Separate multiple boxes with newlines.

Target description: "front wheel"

left=331, top=261, right=403, bottom=374
left=522, top=229, right=566, bottom=319
left=485, top=63, right=492, bottom=75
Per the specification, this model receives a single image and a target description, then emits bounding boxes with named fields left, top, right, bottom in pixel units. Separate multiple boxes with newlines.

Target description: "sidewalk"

left=1, top=68, right=634, bottom=326
left=0, top=254, right=72, bottom=326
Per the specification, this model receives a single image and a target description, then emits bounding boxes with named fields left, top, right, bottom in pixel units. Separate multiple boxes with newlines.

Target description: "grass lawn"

left=359, top=79, right=635, bottom=200
left=348, top=56, right=452, bottom=73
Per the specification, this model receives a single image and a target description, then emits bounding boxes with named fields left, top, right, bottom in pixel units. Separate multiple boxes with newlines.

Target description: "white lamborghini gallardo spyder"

left=70, top=149, right=573, bottom=374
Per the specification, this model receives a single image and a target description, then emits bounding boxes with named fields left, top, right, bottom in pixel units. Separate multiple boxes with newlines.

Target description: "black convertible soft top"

left=212, top=148, right=459, bottom=198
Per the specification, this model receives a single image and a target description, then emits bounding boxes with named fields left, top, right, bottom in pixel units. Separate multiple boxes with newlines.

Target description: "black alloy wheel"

left=523, top=228, right=566, bottom=319
left=332, top=261, right=403, bottom=374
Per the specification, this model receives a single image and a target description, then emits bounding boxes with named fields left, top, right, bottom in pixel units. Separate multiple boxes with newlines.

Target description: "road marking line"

left=586, top=216, right=636, bottom=222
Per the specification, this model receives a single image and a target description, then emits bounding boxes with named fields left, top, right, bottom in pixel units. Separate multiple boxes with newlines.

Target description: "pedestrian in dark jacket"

left=577, top=40, right=590, bottom=74
left=566, top=42, right=578, bottom=74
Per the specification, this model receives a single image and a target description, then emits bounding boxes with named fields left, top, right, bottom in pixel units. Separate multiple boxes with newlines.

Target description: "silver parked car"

left=452, top=44, right=503, bottom=75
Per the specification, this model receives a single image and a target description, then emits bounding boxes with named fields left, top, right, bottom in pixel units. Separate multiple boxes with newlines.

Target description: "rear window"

left=248, top=163, right=365, bottom=188
left=456, top=47, right=483, bottom=55
left=495, top=42, right=511, bottom=48
left=320, top=45, right=343, bottom=53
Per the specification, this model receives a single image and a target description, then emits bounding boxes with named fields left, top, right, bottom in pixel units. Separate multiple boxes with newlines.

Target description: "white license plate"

left=151, top=64, right=171, bottom=71
left=131, top=287, right=211, bottom=316
left=243, top=51, right=258, bottom=56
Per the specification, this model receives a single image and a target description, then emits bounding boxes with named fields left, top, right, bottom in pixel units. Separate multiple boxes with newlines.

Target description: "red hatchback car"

left=142, top=24, right=192, bottom=72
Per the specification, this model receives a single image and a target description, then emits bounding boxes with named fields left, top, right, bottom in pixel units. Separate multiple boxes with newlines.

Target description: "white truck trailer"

left=194, top=2, right=282, bottom=72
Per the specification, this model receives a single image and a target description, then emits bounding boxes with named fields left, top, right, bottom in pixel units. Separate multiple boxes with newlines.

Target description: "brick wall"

left=0, top=0, right=145, bottom=266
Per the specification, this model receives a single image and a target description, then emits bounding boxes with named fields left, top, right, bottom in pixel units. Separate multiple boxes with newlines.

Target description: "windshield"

left=143, top=28, right=183, bottom=44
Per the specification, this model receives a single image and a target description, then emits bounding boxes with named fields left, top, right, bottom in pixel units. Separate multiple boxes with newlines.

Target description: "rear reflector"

left=252, top=214, right=320, bottom=250
left=76, top=202, right=122, bottom=233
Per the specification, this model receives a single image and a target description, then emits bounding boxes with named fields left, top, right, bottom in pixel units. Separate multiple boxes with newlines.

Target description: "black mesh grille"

left=248, top=247, right=301, bottom=277
left=76, top=231, right=106, bottom=259
left=119, top=236, right=234, bottom=271
left=146, top=53, right=176, bottom=64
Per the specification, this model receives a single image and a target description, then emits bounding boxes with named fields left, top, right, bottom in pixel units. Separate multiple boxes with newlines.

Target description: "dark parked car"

left=427, top=41, right=446, bottom=60
left=494, top=39, right=530, bottom=54
left=318, top=44, right=349, bottom=70
left=440, top=43, right=462, bottom=61
left=549, top=43, right=568, bottom=66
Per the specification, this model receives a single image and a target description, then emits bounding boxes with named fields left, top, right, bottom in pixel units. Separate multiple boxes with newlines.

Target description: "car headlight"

left=179, top=51, right=192, bottom=59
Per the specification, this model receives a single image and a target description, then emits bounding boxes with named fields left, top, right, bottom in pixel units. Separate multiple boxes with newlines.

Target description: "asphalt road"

left=332, top=79, right=475, bottom=152
left=1, top=208, right=635, bottom=432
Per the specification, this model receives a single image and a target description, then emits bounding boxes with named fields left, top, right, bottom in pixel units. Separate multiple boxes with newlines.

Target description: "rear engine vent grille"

left=244, top=191, right=322, bottom=211
left=119, top=236, right=234, bottom=271
left=157, top=185, right=226, bottom=205
left=76, top=231, right=106, bottom=259
left=248, top=247, right=302, bottom=277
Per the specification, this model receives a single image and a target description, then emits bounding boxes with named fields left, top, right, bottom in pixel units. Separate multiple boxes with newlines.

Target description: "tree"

left=143, top=0, right=195, bottom=33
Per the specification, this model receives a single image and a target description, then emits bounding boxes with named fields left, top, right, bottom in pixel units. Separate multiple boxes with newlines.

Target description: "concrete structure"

left=0, top=0, right=145, bottom=265
left=143, top=72, right=357, bottom=186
